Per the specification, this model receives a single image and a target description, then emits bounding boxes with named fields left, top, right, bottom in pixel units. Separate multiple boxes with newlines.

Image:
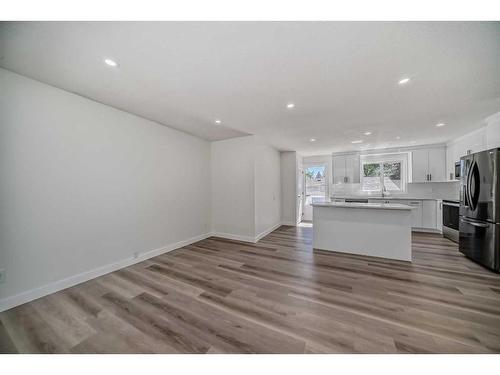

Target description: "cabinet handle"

left=430, top=174, right=432, bottom=181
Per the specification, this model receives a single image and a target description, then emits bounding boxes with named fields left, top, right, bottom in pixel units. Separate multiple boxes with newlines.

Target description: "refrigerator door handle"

left=460, top=217, right=490, bottom=228
left=465, top=161, right=473, bottom=209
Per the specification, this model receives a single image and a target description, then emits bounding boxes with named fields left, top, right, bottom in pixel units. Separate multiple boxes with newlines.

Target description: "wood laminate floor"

left=2, top=226, right=500, bottom=353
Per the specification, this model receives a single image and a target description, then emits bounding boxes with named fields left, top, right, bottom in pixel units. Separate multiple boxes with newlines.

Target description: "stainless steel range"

left=459, top=148, right=500, bottom=272
left=442, top=200, right=459, bottom=243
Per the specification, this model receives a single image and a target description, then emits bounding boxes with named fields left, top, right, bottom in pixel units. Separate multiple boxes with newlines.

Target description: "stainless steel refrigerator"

left=459, top=148, right=500, bottom=272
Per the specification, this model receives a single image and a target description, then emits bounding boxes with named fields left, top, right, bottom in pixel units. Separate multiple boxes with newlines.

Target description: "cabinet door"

left=412, top=149, right=429, bottom=183
left=407, top=200, right=423, bottom=228
left=422, top=200, right=437, bottom=229
left=332, top=155, right=346, bottom=184
left=436, top=200, right=443, bottom=232
left=344, top=153, right=360, bottom=183
left=446, top=143, right=456, bottom=181
left=428, top=148, right=446, bottom=182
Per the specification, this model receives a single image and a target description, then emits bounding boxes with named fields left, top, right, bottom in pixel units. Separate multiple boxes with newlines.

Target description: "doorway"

left=302, top=164, right=328, bottom=221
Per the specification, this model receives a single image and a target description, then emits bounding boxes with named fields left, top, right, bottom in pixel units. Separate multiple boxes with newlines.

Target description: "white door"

left=427, top=148, right=446, bottom=182
left=412, top=149, right=429, bottom=182
left=302, top=164, right=328, bottom=221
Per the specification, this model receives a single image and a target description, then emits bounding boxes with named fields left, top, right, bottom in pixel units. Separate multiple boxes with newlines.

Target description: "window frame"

left=360, top=153, right=409, bottom=194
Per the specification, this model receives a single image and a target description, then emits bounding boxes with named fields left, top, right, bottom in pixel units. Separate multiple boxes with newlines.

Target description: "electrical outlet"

left=0, top=269, right=5, bottom=284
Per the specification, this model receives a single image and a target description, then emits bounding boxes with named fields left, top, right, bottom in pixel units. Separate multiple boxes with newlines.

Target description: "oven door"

left=443, top=203, right=459, bottom=230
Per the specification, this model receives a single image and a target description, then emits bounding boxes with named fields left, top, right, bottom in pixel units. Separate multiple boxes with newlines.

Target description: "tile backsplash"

left=406, top=182, right=459, bottom=200
left=331, top=181, right=459, bottom=200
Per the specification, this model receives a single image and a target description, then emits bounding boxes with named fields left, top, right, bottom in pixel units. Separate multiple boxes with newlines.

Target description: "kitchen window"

left=360, top=153, right=408, bottom=193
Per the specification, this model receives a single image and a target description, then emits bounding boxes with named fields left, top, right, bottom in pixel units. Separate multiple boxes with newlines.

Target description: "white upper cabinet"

left=344, top=153, right=360, bottom=184
left=412, top=149, right=429, bottom=183
left=333, top=154, right=346, bottom=184
left=332, top=153, right=360, bottom=184
left=412, top=147, right=446, bottom=182
left=427, top=148, right=446, bottom=182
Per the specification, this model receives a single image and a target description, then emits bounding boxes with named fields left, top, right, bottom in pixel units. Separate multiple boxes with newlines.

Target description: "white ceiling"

left=1, top=22, right=500, bottom=154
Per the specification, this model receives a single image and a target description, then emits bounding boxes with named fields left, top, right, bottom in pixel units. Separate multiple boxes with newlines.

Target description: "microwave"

left=454, top=161, right=461, bottom=179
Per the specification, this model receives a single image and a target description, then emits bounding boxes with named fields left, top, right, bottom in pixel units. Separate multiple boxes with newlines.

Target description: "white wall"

left=0, top=68, right=211, bottom=310
left=280, top=151, right=298, bottom=225
left=211, top=136, right=256, bottom=241
left=446, top=127, right=486, bottom=180
left=445, top=110, right=500, bottom=180
left=486, top=111, right=500, bottom=149
left=211, top=136, right=282, bottom=241
left=255, top=141, right=281, bottom=237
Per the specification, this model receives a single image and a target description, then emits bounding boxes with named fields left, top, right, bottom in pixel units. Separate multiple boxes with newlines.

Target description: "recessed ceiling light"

left=104, top=58, right=118, bottom=67
left=398, top=77, right=410, bottom=85
left=364, top=131, right=372, bottom=136
left=286, top=103, right=295, bottom=109
left=435, top=123, right=445, bottom=127
left=215, top=119, right=222, bottom=124
left=351, top=140, right=363, bottom=144
left=396, top=136, right=401, bottom=140
left=309, top=138, right=316, bottom=142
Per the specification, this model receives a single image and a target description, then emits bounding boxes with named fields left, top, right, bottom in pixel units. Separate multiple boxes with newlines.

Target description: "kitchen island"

left=312, top=201, right=413, bottom=261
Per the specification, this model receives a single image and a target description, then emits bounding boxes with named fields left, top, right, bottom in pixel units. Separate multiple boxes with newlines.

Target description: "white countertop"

left=312, top=201, right=413, bottom=210
left=330, top=196, right=455, bottom=201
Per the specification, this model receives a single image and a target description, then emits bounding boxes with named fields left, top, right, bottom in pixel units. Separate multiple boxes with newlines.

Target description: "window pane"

left=383, top=162, right=402, bottom=191
left=305, top=166, right=327, bottom=197
left=362, top=163, right=381, bottom=191
left=363, top=163, right=381, bottom=177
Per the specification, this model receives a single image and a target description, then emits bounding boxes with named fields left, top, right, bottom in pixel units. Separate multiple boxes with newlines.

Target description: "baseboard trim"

left=280, top=221, right=297, bottom=226
left=255, top=222, right=283, bottom=242
left=212, top=222, right=283, bottom=244
left=0, top=232, right=211, bottom=312
left=209, top=232, right=257, bottom=243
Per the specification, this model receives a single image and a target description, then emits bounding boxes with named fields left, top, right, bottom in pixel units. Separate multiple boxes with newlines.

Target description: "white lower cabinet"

left=366, top=198, right=438, bottom=231
left=436, top=200, right=443, bottom=232
left=422, top=200, right=437, bottom=229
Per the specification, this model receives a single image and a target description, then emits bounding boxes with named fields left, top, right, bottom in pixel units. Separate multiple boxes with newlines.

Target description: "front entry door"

left=302, top=164, right=328, bottom=221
